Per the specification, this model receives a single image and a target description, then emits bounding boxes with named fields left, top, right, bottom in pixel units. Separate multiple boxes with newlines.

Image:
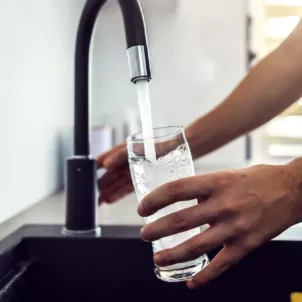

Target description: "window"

left=261, top=1, right=302, bottom=158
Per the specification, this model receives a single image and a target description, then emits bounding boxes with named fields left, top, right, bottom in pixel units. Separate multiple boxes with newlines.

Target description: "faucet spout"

left=64, top=0, right=152, bottom=235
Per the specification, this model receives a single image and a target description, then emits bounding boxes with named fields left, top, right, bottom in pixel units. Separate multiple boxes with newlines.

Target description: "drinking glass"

left=127, top=126, right=209, bottom=282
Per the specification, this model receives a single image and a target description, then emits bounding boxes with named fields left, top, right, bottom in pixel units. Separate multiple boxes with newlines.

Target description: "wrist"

left=285, top=158, right=302, bottom=223
left=185, top=127, right=200, bottom=160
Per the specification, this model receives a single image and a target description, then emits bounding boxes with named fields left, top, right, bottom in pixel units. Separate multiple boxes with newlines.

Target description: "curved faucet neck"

left=65, top=0, right=151, bottom=234
left=74, top=0, right=151, bottom=156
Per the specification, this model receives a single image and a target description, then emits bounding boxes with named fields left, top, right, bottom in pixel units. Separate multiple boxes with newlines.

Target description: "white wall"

left=0, top=0, right=248, bottom=223
left=0, top=0, right=84, bottom=223
left=92, top=0, right=248, bottom=166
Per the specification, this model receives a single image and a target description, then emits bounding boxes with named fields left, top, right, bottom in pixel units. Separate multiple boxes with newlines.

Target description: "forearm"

left=186, top=21, right=302, bottom=159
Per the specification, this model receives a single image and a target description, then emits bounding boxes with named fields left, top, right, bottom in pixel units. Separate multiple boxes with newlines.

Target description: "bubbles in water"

left=129, top=144, right=199, bottom=250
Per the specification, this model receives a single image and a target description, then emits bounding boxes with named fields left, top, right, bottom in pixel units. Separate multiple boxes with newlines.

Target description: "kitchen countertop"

left=0, top=191, right=144, bottom=241
left=0, top=163, right=302, bottom=242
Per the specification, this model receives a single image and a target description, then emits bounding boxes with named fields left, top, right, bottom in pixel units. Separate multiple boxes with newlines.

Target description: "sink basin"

left=0, top=225, right=302, bottom=302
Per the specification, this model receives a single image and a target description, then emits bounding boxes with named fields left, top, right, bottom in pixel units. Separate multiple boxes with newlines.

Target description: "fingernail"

left=186, top=279, right=197, bottom=290
left=137, top=204, right=144, bottom=216
left=153, top=253, right=162, bottom=264
left=140, top=227, right=149, bottom=242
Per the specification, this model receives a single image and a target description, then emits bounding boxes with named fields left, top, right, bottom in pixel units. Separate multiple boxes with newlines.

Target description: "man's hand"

left=138, top=163, right=302, bottom=288
left=97, top=138, right=178, bottom=204
left=97, top=143, right=134, bottom=204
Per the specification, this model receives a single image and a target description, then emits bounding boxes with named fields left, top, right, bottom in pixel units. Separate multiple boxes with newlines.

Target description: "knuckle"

left=215, top=260, right=232, bottom=275
left=172, top=213, right=189, bottom=232
left=219, top=200, right=237, bottom=216
left=167, top=181, right=182, bottom=198
left=243, top=237, right=259, bottom=253
left=232, top=217, right=248, bottom=234
left=215, top=171, right=236, bottom=187
left=188, top=244, right=205, bottom=258
left=186, top=239, right=206, bottom=258
left=223, top=204, right=235, bottom=216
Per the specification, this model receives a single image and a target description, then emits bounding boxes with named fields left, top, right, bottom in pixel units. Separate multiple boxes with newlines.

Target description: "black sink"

left=0, top=225, right=301, bottom=302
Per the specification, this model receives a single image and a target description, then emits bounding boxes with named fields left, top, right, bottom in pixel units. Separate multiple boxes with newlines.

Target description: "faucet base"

left=65, top=157, right=97, bottom=232
left=62, top=226, right=101, bottom=237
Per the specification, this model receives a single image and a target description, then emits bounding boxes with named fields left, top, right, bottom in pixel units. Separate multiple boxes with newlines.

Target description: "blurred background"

left=1, top=0, right=302, bottom=235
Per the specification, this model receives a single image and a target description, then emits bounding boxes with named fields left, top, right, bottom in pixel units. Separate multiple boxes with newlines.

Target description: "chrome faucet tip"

left=127, top=45, right=152, bottom=83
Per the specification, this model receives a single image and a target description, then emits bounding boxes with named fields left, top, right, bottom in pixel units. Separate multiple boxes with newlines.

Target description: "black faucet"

left=64, top=0, right=152, bottom=235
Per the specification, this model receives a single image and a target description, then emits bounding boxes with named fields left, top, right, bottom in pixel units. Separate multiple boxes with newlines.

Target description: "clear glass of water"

left=127, top=126, right=209, bottom=282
